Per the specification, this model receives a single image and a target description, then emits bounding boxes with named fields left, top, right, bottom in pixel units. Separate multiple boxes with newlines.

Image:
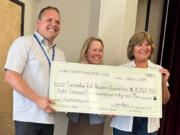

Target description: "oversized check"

left=49, top=61, right=162, bottom=118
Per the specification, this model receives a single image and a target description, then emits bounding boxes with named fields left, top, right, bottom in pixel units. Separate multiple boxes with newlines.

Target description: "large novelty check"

left=49, top=61, right=162, bottom=118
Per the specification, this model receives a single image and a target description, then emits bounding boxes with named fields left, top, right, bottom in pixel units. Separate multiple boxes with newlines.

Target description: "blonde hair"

left=127, top=31, right=155, bottom=60
left=79, top=37, right=104, bottom=63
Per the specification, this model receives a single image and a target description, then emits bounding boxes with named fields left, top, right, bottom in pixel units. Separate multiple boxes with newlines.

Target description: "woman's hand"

left=159, top=68, right=170, bottom=82
left=159, top=68, right=170, bottom=104
left=80, top=60, right=88, bottom=64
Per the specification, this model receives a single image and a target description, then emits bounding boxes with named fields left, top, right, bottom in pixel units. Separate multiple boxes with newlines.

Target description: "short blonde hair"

left=79, top=37, right=104, bottom=63
left=127, top=31, right=155, bottom=60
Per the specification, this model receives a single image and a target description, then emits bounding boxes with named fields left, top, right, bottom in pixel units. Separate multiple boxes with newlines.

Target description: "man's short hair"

left=38, top=6, right=60, bottom=20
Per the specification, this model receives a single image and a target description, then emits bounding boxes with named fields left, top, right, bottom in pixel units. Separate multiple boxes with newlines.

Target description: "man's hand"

left=5, top=70, right=57, bottom=113
left=35, top=97, right=56, bottom=113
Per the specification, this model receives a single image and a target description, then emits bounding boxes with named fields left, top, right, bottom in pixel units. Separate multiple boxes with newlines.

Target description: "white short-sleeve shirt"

left=111, top=60, right=164, bottom=133
left=4, top=32, right=66, bottom=124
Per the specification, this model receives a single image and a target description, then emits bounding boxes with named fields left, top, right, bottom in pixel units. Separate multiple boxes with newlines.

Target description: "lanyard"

left=33, top=34, right=55, bottom=68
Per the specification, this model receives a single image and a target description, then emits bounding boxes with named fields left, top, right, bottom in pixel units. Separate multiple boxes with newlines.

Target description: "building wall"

left=95, top=0, right=139, bottom=65
left=20, top=0, right=36, bottom=34
left=0, top=1, right=22, bottom=134
left=136, top=0, right=164, bottom=62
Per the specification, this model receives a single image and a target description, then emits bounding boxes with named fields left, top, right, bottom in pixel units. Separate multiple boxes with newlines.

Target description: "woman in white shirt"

left=111, top=31, right=170, bottom=135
